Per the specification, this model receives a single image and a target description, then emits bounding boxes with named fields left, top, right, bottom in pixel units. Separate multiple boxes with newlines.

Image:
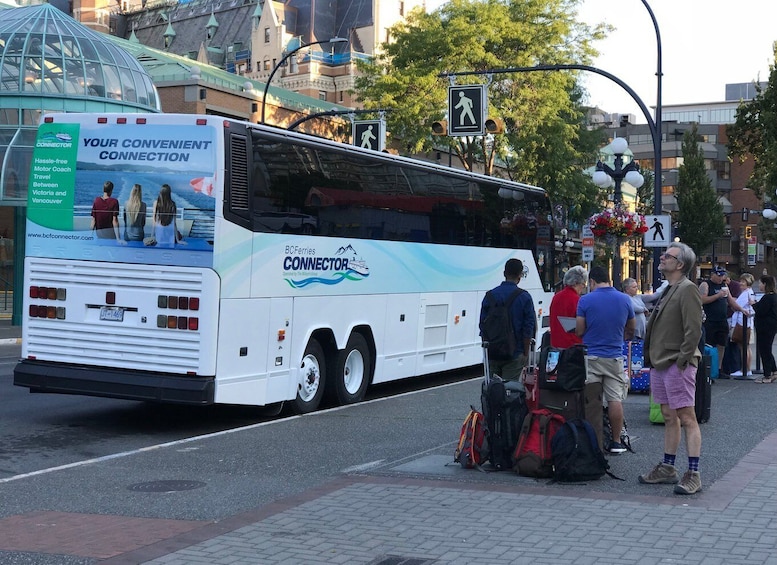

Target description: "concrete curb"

left=0, top=338, right=21, bottom=345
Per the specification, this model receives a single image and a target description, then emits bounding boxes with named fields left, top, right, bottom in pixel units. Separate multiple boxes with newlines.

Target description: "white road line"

left=0, top=378, right=477, bottom=484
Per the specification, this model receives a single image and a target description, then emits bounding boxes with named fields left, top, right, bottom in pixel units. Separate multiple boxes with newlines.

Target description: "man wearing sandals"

left=639, top=242, right=704, bottom=495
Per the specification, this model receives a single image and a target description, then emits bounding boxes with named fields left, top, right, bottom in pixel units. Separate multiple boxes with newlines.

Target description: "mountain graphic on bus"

left=284, top=244, right=370, bottom=288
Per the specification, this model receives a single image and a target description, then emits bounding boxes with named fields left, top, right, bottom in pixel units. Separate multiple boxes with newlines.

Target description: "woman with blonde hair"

left=153, top=184, right=180, bottom=247
left=731, top=272, right=756, bottom=378
left=123, top=184, right=147, bottom=241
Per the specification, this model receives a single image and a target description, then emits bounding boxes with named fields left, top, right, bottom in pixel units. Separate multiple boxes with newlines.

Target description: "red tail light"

left=188, top=317, right=199, bottom=331
left=189, top=297, right=200, bottom=311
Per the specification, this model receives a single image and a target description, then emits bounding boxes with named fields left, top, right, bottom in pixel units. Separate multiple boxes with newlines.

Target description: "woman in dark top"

left=753, top=275, right=777, bottom=383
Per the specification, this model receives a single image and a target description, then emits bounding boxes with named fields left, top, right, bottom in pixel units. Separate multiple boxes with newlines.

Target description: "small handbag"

left=731, top=323, right=744, bottom=344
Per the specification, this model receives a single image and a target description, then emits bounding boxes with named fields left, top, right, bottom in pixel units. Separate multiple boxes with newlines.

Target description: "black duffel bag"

left=538, top=344, right=587, bottom=391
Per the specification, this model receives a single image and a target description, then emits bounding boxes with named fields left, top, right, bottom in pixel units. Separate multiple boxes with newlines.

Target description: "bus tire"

left=291, top=339, right=326, bottom=414
left=331, top=333, right=371, bottom=405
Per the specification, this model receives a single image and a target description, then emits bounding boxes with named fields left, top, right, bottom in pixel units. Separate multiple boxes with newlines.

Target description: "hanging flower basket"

left=588, top=207, right=649, bottom=239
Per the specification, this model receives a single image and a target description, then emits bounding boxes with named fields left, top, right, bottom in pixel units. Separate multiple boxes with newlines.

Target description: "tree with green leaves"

left=727, top=43, right=777, bottom=200
left=353, top=0, right=609, bottom=225
left=675, top=124, right=725, bottom=256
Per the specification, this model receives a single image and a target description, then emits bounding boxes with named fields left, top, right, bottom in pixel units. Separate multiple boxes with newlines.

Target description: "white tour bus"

left=14, top=113, right=554, bottom=413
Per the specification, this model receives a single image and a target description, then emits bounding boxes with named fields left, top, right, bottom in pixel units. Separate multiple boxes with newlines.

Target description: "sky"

left=576, top=0, right=777, bottom=123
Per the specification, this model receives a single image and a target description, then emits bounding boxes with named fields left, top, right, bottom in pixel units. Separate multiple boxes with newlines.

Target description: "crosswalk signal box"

left=353, top=120, right=385, bottom=152
left=448, top=85, right=486, bottom=136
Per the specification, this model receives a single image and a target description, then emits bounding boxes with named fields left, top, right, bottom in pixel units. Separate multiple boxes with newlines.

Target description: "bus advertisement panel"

left=26, top=120, right=217, bottom=268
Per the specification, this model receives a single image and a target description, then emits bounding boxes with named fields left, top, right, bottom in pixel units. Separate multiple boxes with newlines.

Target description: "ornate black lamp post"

left=592, top=137, right=645, bottom=286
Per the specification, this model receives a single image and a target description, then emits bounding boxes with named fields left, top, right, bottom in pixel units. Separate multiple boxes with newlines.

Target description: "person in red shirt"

left=91, top=180, right=121, bottom=240
left=549, top=265, right=588, bottom=348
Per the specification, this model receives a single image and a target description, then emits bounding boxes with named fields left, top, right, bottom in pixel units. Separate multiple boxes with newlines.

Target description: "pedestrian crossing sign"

left=448, top=85, right=486, bottom=136
left=353, top=120, right=385, bottom=151
left=643, top=215, right=671, bottom=247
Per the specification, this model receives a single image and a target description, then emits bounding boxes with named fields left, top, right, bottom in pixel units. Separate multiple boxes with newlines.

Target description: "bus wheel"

left=291, top=339, right=326, bottom=414
left=331, top=333, right=371, bottom=405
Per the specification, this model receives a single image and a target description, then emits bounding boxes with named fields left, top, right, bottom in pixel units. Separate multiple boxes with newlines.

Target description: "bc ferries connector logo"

left=283, top=243, right=370, bottom=288
left=36, top=131, right=73, bottom=149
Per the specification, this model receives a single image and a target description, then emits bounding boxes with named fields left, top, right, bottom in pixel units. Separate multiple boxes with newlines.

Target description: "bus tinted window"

left=245, top=130, right=550, bottom=249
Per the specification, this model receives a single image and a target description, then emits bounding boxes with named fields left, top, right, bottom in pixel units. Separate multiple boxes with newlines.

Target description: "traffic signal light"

left=745, top=225, right=752, bottom=239
left=485, top=118, right=505, bottom=134
left=431, top=120, right=448, bottom=136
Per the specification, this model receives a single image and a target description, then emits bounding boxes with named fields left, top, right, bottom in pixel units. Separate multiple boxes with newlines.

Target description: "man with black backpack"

left=479, top=258, right=536, bottom=381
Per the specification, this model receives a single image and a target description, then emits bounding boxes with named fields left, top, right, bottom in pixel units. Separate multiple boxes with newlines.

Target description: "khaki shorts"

left=585, top=356, right=629, bottom=402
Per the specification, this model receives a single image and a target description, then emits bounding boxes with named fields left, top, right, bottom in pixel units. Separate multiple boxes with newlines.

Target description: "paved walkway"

left=99, top=431, right=777, bottom=565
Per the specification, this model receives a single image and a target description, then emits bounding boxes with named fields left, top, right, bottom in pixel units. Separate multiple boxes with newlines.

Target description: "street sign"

left=748, top=236, right=757, bottom=266
left=643, top=214, right=672, bottom=247
left=448, top=85, right=486, bottom=136
left=353, top=120, right=385, bottom=151
left=581, top=225, right=594, bottom=262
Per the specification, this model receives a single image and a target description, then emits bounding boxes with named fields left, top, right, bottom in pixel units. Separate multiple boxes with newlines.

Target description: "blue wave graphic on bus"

left=285, top=269, right=368, bottom=288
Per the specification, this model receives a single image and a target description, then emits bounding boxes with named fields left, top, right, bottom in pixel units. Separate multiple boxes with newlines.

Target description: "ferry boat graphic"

left=348, top=259, right=369, bottom=276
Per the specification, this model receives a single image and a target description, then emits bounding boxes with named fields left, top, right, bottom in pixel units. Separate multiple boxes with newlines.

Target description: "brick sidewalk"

left=83, top=431, right=777, bottom=565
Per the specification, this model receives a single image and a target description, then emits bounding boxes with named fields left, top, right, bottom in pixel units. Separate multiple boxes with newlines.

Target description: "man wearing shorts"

left=640, top=242, right=704, bottom=495
left=698, top=266, right=745, bottom=375
left=575, top=266, right=635, bottom=455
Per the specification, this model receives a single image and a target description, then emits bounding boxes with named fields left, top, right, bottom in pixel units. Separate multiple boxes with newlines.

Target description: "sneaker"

left=638, top=462, right=680, bottom=484
left=674, top=470, right=702, bottom=495
left=731, top=370, right=743, bottom=377
left=608, top=441, right=628, bottom=455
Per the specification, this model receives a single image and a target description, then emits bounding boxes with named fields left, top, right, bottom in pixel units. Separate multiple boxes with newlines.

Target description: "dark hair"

left=504, top=258, right=523, bottom=279
left=589, top=266, right=610, bottom=284
left=103, top=180, right=114, bottom=195
left=761, top=275, right=776, bottom=293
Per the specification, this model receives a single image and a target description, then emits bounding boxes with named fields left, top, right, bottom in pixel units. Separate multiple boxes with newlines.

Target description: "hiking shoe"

left=608, top=441, right=628, bottom=455
left=638, top=462, right=679, bottom=484
left=674, top=470, right=702, bottom=495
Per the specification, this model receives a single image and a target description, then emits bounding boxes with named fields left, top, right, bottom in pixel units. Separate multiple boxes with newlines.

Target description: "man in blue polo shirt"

left=576, top=266, right=636, bottom=454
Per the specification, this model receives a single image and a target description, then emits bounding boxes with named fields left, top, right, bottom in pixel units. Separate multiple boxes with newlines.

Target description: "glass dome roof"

left=0, top=4, right=160, bottom=111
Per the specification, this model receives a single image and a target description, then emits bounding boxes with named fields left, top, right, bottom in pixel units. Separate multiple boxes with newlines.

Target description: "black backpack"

left=551, top=418, right=619, bottom=482
left=480, top=288, right=523, bottom=360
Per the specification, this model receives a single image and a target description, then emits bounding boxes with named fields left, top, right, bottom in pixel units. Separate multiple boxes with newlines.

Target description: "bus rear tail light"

left=136, top=118, right=147, bottom=124
left=29, top=285, right=67, bottom=320
left=117, top=117, right=127, bottom=124
left=156, top=295, right=201, bottom=330
left=106, top=291, right=116, bottom=305
left=29, top=286, right=66, bottom=300
left=278, top=329, right=286, bottom=341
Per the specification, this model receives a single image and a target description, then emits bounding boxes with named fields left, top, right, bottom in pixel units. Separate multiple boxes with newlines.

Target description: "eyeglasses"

left=660, top=252, right=679, bottom=261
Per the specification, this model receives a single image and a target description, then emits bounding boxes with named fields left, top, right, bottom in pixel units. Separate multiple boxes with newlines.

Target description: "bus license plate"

left=100, top=306, right=125, bottom=322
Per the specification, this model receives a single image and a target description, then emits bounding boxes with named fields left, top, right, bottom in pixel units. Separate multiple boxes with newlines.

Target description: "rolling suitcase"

left=695, top=354, right=712, bottom=423
left=481, top=344, right=528, bottom=471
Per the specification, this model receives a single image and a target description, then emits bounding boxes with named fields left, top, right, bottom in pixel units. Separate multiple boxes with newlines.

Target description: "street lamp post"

left=260, top=37, right=348, bottom=125
left=592, top=137, right=645, bottom=286
left=555, top=228, right=575, bottom=287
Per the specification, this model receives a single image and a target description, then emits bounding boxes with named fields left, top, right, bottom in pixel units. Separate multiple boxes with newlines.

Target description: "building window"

left=264, top=60, right=270, bottom=71
left=319, top=91, right=327, bottom=101
left=400, top=1, right=404, bottom=15
left=339, top=91, right=344, bottom=102
left=264, top=27, right=270, bottom=43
